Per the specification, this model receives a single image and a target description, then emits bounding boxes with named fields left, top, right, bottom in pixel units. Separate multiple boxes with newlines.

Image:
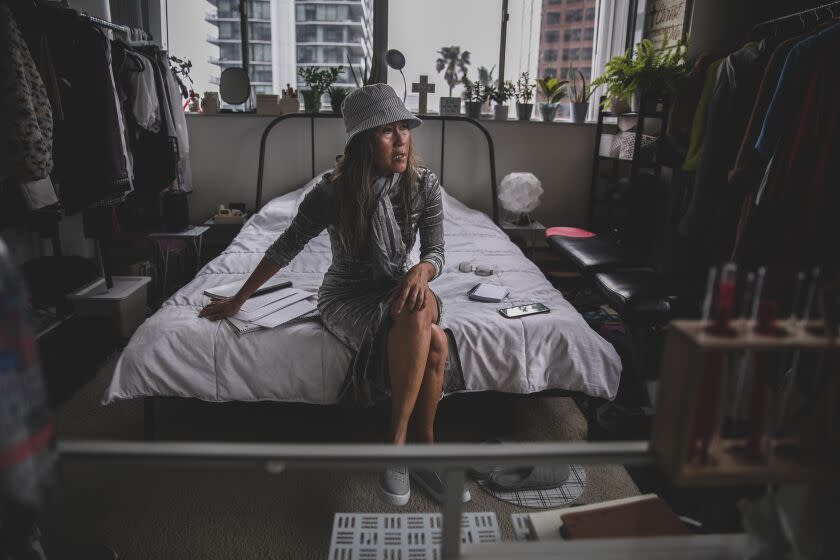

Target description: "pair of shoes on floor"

left=468, top=464, right=571, bottom=491
left=377, top=466, right=471, bottom=506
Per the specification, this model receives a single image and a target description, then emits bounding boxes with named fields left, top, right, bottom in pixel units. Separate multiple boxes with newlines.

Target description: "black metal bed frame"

left=254, top=113, right=500, bottom=223
left=143, top=112, right=502, bottom=440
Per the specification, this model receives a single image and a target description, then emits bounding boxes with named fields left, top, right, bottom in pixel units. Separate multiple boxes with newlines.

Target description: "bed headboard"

left=255, top=113, right=499, bottom=223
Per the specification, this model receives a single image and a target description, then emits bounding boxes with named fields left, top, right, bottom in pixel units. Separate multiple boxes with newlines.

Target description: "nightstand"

left=501, top=219, right=546, bottom=258
left=148, top=226, right=209, bottom=295
left=201, top=218, right=245, bottom=263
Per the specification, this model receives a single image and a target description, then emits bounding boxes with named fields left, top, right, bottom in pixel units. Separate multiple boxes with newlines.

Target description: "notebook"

left=527, top=494, right=689, bottom=541
left=203, top=277, right=292, bottom=299
left=467, top=283, right=510, bottom=303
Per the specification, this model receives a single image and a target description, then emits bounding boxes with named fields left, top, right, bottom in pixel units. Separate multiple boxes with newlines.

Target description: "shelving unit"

left=588, top=95, right=670, bottom=243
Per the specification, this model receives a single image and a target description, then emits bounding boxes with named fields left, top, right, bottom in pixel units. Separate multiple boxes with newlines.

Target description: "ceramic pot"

left=494, top=105, right=510, bottom=121
left=439, top=97, right=462, bottom=116
left=464, top=101, right=482, bottom=119
left=516, top=103, right=533, bottom=121
left=609, top=97, right=631, bottom=115
left=569, top=101, right=588, bottom=123
left=630, top=89, right=659, bottom=114
left=330, top=95, right=345, bottom=115
left=539, top=103, right=558, bottom=122
left=302, top=90, right=321, bottom=113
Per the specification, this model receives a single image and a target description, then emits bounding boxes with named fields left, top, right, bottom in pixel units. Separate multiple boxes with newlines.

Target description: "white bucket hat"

left=341, top=83, right=421, bottom=147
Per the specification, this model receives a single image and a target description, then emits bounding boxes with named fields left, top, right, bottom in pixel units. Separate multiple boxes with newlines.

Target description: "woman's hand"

left=198, top=296, right=244, bottom=321
left=391, top=262, right=435, bottom=315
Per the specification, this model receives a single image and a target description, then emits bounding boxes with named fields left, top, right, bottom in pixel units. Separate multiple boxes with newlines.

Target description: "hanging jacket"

left=0, top=1, right=53, bottom=183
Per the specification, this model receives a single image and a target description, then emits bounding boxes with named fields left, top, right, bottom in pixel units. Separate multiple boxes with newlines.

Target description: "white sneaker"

left=377, top=466, right=411, bottom=506
left=410, top=469, right=472, bottom=504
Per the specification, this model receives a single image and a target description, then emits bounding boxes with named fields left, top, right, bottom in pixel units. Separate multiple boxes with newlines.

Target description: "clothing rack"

left=752, top=1, right=840, bottom=33
left=79, top=10, right=154, bottom=43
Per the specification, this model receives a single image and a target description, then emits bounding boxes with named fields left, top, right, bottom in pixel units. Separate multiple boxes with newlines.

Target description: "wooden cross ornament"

left=411, top=75, right=435, bottom=114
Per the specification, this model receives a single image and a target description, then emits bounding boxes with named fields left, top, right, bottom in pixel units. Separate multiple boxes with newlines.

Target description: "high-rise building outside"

left=536, top=0, right=597, bottom=116
left=205, top=0, right=373, bottom=97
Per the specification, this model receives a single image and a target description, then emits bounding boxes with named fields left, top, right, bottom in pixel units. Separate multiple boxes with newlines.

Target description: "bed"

left=104, top=114, right=621, bottom=408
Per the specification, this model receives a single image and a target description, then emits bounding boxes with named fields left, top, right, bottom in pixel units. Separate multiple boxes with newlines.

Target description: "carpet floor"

left=51, top=353, right=639, bottom=559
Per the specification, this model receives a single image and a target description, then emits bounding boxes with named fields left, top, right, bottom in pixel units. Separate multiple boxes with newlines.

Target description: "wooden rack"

left=652, top=319, right=839, bottom=485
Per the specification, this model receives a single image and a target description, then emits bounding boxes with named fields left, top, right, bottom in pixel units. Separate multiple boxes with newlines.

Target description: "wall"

left=185, top=115, right=597, bottom=229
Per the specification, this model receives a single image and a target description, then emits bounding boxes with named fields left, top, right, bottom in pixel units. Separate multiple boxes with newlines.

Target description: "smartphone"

left=499, top=302, right=550, bottom=318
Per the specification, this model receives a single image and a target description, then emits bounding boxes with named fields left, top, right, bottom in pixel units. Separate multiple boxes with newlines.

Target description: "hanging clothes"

left=680, top=57, right=724, bottom=172
left=736, top=23, right=840, bottom=273
left=678, top=41, right=767, bottom=260
left=36, top=10, right=134, bottom=212
left=0, top=1, right=53, bottom=186
left=159, top=50, right=192, bottom=192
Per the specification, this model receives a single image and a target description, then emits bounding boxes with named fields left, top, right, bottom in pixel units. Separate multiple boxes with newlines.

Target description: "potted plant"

left=565, top=66, right=597, bottom=123
left=462, top=78, right=485, bottom=119
left=298, top=65, right=342, bottom=113
left=590, top=36, right=687, bottom=114
left=477, top=65, right=495, bottom=113
left=514, top=72, right=536, bottom=121
left=329, top=86, right=349, bottom=115
left=535, top=76, right=568, bottom=122
left=435, top=46, right=470, bottom=115
left=490, top=80, right=515, bottom=120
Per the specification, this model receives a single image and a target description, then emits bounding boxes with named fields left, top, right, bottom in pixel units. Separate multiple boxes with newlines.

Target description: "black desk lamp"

left=386, top=49, right=407, bottom=102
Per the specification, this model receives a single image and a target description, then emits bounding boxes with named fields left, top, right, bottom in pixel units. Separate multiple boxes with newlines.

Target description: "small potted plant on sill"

left=536, top=76, right=568, bottom=122
left=477, top=65, right=495, bottom=113
left=490, top=80, right=515, bottom=121
left=329, top=86, right=349, bottom=115
left=566, top=66, right=597, bottom=123
left=298, top=65, right=342, bottom=113
left=514, top=72, right=536, bottom=121
left=462, top=78, right=487, bottom=120
left=436, top=46, right=470, bottom=115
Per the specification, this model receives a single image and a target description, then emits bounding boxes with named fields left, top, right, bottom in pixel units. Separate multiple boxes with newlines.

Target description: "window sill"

left=184, top=111, right=597, bottom=126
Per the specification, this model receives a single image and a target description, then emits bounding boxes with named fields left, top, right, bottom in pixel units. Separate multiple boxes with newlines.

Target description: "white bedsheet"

left=104, top=180, right=621, bottom=404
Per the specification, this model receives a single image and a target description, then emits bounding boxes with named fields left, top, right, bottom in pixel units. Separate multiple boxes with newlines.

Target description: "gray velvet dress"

left=265, top=167, right=461, bottom=407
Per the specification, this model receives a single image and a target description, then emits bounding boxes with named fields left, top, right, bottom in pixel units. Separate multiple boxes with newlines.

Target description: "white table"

left=148, top=226, right=210, bottom=294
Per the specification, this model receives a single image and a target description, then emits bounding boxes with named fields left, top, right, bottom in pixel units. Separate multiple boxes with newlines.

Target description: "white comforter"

left=104, top=180, right=621, bottom=404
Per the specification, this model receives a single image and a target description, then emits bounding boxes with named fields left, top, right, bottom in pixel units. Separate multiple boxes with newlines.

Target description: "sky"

left=162, top=0, right=543, bottom=109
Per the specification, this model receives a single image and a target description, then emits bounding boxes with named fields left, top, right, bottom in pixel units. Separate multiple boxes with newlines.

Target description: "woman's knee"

left=391, top=300, right=434, bottom=329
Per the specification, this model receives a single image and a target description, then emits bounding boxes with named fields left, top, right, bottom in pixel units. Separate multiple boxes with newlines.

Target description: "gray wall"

left=185, top=115, right=597, bottom=229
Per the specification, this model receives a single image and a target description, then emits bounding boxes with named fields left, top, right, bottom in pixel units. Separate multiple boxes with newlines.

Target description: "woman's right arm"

left=199, top=178, right=335, bottom=321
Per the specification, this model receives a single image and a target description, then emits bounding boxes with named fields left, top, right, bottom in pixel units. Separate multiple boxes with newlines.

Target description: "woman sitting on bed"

left=198, top=84, right=463, bottom=506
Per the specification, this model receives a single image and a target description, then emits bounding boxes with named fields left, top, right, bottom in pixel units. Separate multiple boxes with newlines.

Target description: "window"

left=218, top=43, right=241, bottom=61
left=249, top=66, right=273, bottom=84
left=543, top=67, right=557, bottom=78
left=387, top=0, right=500, bottom=112
left=561, top=47, right=580, bottom=61
left=250, top=44, right=272, bottom=63
left=323, top=27, right=344, bottom=42
left=544, top=30, right=560, bottom=43
left=548, top=0, right=562, bottom=4
left=584, top=27, right=594, bottom=40
left=581, top=47, right=593, bottom=60
left=546, top=12, right=561, bottom=24
left=566, top=8, right=583, bottom=22
left=564, top=28, right=581, bottom=41
left=543, top=49, right=558, bottom=62
left=296, top=26, right=317, bottom=43
left=250, top=22, right=272, bottom=41
left=585, top=7, right=596, bottom=20
left=218, top=21, right=238, bottom=40
left=250, top=1, right=271, bottom=20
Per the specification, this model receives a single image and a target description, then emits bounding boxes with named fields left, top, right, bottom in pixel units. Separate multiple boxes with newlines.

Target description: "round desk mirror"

left=220, top=67, right=251, bottom=106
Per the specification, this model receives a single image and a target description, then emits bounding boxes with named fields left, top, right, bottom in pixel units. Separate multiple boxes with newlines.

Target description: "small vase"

left=569, top=101, right=588, bottom=123
left=330, top=96, right=344, bottom=115
left=516, top=103, right=533, bottom=121
left=464, top=101, right=482, bottom=119
left=539, top=103, right=558, bottom=122
left=439, top=97, right=462, bottom=116
left=494, top=105, right=510, bottom=121
left=302, top=90, right=321, bottom=113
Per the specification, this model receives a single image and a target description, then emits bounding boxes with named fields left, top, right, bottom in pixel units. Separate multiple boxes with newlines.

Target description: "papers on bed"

left=203, top=276, right=292, bottom=299
left=207, top=282, right=317, bottom=336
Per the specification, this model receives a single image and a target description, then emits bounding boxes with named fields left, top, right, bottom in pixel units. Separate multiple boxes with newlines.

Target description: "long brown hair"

left=331, top=128, right=421, bottom=258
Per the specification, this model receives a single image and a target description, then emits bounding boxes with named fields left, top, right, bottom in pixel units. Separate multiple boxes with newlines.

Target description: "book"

left=467, top=283, right=510, bottom=303
left=527, top=494, right=689, bottom=541
left=203, top=277, right=291, bottom=299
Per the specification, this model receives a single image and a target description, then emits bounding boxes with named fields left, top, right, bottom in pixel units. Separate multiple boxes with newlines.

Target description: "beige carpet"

left=52, top=353, right=639, bottom=559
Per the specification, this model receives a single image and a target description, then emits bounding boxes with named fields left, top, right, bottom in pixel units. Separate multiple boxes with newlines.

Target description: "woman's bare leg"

left=414, top=324, right=447, bottom=443
left=387, top=300, right=434, bottom=444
